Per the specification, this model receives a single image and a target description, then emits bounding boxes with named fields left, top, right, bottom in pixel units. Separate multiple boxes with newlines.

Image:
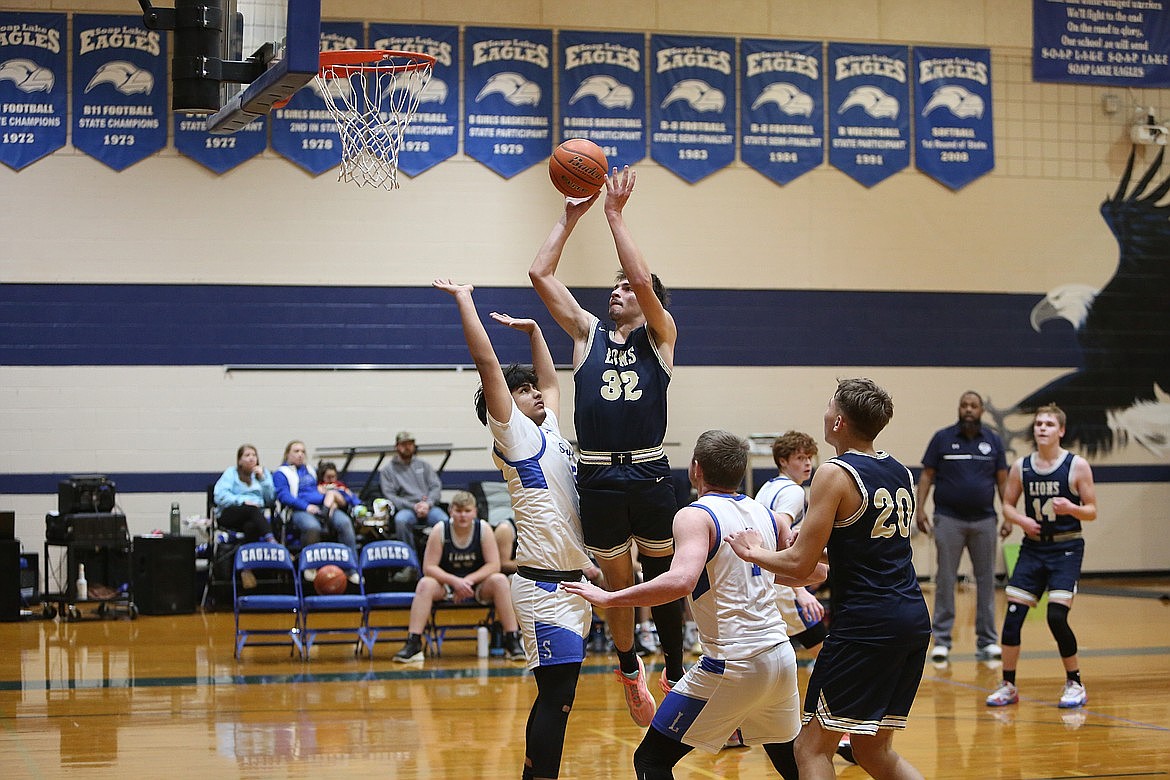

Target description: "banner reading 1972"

left=72, top=14, right=167, bottom=171
left=1033, top=0, right=1170, bottom=87
left=0, top=12, right=66, bottom=171
left=740, top=38, right=824, bottom=185
left=559, top=30, right=646, bottom=169
left=828, top=42, right=910, bottom=188
left=651, top=34, right=736, bottom=184
left=464, top=26, right=553, bottom=179
left=370, top=22, right=458, bottom=178
left=914, top=46, right=993, bottom=191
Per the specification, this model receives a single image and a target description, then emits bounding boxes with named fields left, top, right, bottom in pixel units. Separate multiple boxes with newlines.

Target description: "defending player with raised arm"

left=563, top=430, right=826, bottom=780
left=727, top=379, right=930, bottom=780
left=433, top=279, right=595, bottom=780
left=529, top=166, right=686, bottom=722
left=986, top=403, right=1097, bottom=710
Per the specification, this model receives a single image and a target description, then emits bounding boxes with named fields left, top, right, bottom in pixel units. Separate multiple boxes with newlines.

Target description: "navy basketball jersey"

left=823, top=451, right=930, bottom=643
left=573, top=318, right=670, bottom=453
left=1021, top=451, right=1082, bottom=540
left=439, top=520, right=486, bottom=578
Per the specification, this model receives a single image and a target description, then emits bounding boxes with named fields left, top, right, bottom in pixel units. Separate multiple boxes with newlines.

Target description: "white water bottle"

left=76, top=564, right=88, bottom=601
left=476, top=625, right=490, bottom=658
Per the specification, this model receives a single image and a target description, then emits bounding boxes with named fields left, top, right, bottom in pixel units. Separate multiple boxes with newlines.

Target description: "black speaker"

left=58, top=476, right=116, bottom=515
left=0, top=540, right=21, bottom=621
left=132, top=536, right=196, bottom=615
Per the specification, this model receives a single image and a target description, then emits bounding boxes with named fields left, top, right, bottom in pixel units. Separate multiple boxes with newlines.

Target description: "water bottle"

left=76, top=563, right=88, bottom=601
left=170, top=502, right=181, bottom=535
left=476, top=625, right=490, bottom=658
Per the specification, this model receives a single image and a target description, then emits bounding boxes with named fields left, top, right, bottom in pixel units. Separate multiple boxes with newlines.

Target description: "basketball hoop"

left=314, top=49, right=436, bottom=190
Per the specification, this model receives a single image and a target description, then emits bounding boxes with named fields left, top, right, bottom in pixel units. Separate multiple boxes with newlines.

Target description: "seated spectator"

left=393, top=491, right=522, bottom=663
left=378, top=430, right=449, bottom=547
left=317, top=460, right=363, bottom=518
left=272, top=440, right=358, bottom=562
left=212, top=443, right=276, bottom=543
left=493, top=517, right=518, bottom=576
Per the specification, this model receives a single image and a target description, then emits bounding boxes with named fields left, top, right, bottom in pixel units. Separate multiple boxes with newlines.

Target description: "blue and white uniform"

left=650, top=492, right=801, bottom=753
left=489, top=402, right=592, bottom=669
left=1007, top=450, right=1085, bottom=605
left=573, top=317, right=676, bottom=557
left=803, top=450, right=931, bottom=735
left=756, top=475, right=818, bottom=637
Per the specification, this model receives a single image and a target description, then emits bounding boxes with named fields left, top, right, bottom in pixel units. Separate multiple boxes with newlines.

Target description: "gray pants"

left=931, top=512, right=999, bottom=649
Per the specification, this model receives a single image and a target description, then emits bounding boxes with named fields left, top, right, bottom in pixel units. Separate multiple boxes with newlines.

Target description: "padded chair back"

left=298, top=542, right=367, bottom=657
left=233, top=542, right=302, bottom=659
left=359, top=540, right=420, bottom=656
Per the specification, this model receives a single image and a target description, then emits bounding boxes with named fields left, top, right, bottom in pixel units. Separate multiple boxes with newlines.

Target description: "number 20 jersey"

left=573, top=317, right=670, bottom=454
left=824, top=451, right=930, bottom=644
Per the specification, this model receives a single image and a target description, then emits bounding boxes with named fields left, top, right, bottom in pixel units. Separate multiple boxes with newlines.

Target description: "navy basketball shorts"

left=1006, top=538, right=1084, bottom=606
left=577, top=461, right=677, bottom=560
left=802, top=636, right=929, bottom=735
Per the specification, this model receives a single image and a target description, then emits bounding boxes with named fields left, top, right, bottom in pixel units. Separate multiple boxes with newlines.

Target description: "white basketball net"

left=314, top=53, right=434, bottom=190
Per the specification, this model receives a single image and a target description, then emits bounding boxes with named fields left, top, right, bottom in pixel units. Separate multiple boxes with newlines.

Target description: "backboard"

left=206, top=0, right=321, bottom=134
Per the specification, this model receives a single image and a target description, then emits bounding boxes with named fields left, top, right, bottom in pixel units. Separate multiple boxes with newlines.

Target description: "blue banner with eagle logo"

left=914, top=46, right=994, bottom=190
left=558, top=29, right=646, bottom=170
left=174, top=112, right=266, bottom=174
left=0, top=12, right=66, bottom=171
left=270, top=22, right=363, bottom=176
left=828, top=42, right=910, bottom=188
left=369, top=23, right=458, bottom=178
left=463, top=26, right=553, bottom=179
left=740, top=38, right=824, bottom=185
left=71, top=14, right=167, bottom=171
left=650, top=34, right=735, bottom=183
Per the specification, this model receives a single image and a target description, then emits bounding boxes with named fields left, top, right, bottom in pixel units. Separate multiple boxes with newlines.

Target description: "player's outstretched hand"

left=724, top=528, right=764, bottom=564
left=490, top=312, right=537, bottom=334
left=604, top=165, right=636, bottom=214
left=561, top=579, right=611, bottom=607
left=564, top=189, right=600, bottom=219
left=433, top=278, right=473, bottom=297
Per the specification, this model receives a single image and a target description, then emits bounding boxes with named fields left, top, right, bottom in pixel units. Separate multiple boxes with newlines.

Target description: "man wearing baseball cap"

left=379, top=430, right=448, bottom=547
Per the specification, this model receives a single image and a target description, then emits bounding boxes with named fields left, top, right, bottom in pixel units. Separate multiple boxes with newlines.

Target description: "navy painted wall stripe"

left=1, top=283, right=1080, bottom=368
left=4, top=464, right=1166, bottom=497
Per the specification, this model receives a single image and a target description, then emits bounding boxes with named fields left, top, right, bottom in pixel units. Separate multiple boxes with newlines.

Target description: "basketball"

left=314, top=564, right=348, bottom=595
left=549, top=139, right=608, bottom=198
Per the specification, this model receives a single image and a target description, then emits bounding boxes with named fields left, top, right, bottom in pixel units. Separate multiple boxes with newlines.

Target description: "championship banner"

left=650, top=34, right=735, bottom=183
left=0, top=12, right=66, bottom=171
left=174, top=112, right=266, bottom=174
left=740, top=38, right=823, bottom=185
left=270, top=21, right=363, bottom=176
left=369, top=23, right=457, bottom=178
left=914, top=46, right=993, bottom=190
left=559, top=30, right=646, bottom=169
left=827, top=42, right=910, bottom=188
left=72, top=14, right=167, bottom=171
left=1034, top=0, right=1170, bottom=87
left=463, top=26, right=553, bottom=179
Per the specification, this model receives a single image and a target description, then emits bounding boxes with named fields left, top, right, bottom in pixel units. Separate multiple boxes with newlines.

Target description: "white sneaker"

left=977, top=643, right=1002, bottom=659
left=930, top=645, right=949, bottom=663
left=1058, top=680, right=1086, bottom=708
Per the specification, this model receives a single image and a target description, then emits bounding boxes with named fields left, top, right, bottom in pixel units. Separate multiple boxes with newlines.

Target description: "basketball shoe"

left=1058, top=680, right=1086, bottom=708
left=986, top=681, right=1019, bottom=706
left=836, top=734, right=856, bottom=765
left=393, top=635, right=425, bottom=664
left=503, top=632, right=525, bottom=662
left=616, top=656, right=656, bottom=726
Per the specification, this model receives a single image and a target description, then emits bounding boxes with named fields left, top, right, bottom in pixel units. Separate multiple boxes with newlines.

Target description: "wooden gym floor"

left=1, top=579, right=1168, bottom=779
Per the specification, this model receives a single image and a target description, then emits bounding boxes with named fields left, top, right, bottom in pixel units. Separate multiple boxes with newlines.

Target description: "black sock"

left=617, top=648, right=639, bottom=675
left=1003, top=669, right=1016, bottom=685
left=1067, top=670, right=1081, bottom=684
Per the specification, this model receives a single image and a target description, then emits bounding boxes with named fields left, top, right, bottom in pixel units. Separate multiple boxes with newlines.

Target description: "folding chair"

left=297, top=542, right=368, bottom=657
left=233, top=542, right=302, bottom=660
left=359, top=540, right=420, bottom=657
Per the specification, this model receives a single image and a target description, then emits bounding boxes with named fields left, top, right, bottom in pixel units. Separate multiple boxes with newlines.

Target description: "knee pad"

left=1001, top=602, right=1029, bottom=646
left=1046, top=602, right=1078, bottom=658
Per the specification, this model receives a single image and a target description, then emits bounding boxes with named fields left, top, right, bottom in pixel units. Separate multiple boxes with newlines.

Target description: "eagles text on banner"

left=828, top=41, right=911, bottom=188
left=370, top=23, right=458, bottom=178
left=740, top=38, right=824, bottom=186
left=0, top=12, right=66, bottom=171
left=1033, top=0, right=1170, bottom=87
left=914, top=46, right=994, bottom=190
left=559, top=30, right=646, bottom=170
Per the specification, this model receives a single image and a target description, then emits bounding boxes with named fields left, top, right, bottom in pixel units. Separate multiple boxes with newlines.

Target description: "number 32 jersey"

left=573, top=317, right=670, bottom=454
left=824, top=451, right=931, bottom=644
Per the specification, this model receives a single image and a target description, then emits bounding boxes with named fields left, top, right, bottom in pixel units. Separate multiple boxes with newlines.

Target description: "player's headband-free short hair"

left=834, top=378, right=894, bottom=440
left=475, top=363, right=539, bottom=426
left=613, top=271, right=670, bottom=308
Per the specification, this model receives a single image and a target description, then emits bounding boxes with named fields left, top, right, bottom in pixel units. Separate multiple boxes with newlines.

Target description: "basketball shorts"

left=803, top=636, right=928, bottom=735
left=577, top=461, right=677, bottom=559
left=510, top=572, right=591, bottom=670
left=1006, top=538, right=1084, bottom=606
left=651, top=642, right=801, bottom=753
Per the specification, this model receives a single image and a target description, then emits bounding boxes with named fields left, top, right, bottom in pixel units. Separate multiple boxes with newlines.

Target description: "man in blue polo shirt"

left=915, top=391, right=1008, bottom=663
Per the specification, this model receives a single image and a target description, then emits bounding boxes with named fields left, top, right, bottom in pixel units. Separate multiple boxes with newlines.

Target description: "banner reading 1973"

left=828, top=42, right=910, bottom=188
left=464, top=26, right=553, bottom=179
left=914, top=46, right=993, bottom=190
left=0, top=12, right=66, bottom=171
left=559, top=29, right=646, bottom=169
left=650, top=34, right=736, bottom=184
left=740, top=38, right=824, bottom=185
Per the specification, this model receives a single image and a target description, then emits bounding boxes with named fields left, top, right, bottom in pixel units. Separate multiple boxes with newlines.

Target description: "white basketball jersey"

left=755, top=475, right=806, bottom=526
left=489, top=404, right=591, bottom=572
left=688, top=492, right=790, bottom=660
